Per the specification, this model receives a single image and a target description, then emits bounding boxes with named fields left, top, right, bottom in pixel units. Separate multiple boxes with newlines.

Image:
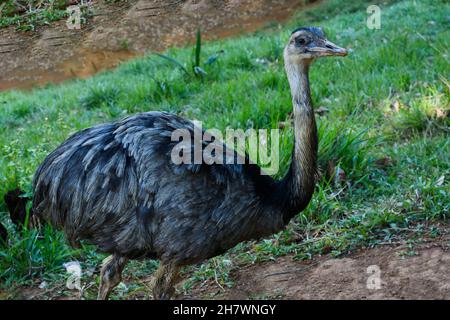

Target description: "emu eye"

left=295, top=37, right=308, bottom=46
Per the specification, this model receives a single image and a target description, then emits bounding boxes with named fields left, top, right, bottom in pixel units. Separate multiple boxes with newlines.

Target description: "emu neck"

left=280, top=61, right=318, bottom=223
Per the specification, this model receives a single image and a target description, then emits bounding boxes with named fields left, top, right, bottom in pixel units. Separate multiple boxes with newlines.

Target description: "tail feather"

left=4, top=188, right=32, bottom=228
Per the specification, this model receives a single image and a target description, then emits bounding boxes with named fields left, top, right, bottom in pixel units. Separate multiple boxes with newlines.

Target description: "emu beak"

left=309, top=39, right=348, bottom=57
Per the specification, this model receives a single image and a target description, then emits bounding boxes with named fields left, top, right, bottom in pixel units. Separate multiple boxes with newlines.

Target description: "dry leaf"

left=315, top=106, right=329, bottom=116
left=375, top=156, right=395, bottom=168
left=435, top=175, right=445, bottom=186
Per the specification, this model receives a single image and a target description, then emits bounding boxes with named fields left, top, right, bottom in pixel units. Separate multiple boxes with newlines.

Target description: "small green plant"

left=391, top=94, right=449, bottom=136
left=79, top=84, right=121, bottom=109
left=192, top=28, right=207, bottom=77
left=317, top=119, right=374, bottom=183
left=154, top=29, right=223, bottom=79
left=120, top=38, right=129, bottom=50
left=0, top=0, right=93, bottom=30
left=0, top=224, right=77, bottom=286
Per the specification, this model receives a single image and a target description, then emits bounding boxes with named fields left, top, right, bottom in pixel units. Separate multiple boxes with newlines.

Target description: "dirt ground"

left=183, top=235, right=450, bottom=300
left=0, top=0, right=320, bottom=91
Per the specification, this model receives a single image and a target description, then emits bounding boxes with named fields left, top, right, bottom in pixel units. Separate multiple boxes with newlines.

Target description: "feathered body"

left=32, top=112, right=290, bottom=264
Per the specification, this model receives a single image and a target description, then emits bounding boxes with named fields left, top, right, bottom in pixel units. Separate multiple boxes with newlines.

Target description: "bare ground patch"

left=183, top=236, right=450, bottom=300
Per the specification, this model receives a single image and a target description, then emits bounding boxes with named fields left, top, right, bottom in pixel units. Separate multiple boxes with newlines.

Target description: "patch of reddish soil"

left=0, top=0, right=321, bottom=91
left=184, top=236, right=450, bottom=300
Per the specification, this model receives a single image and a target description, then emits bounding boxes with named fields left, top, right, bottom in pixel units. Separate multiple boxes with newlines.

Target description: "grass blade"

left=194, top=28, right=202, bottom=69
left=154, top=53, right=190, bottom=76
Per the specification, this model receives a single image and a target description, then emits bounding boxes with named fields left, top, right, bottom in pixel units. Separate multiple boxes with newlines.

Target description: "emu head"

left=284, top=27, right=347, bottom=65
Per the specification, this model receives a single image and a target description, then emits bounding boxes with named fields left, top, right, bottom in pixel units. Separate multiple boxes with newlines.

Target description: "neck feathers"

left=278, top=59, right=318, bottom=223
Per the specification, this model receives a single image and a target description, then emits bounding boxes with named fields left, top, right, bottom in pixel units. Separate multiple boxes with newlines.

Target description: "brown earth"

left=0, top=0, right=321, bottom=91
left=5, top=233, right=449, bottom=300
left=182, top=235, right=450, bottom=300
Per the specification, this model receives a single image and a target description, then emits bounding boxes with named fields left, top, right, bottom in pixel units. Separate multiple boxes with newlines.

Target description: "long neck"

left=278, top=60, right=318, bottom=223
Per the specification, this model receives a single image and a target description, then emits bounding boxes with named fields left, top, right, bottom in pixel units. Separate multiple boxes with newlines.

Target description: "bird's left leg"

left=97, top=254, right=128, bottom=300
left=151, top=261, right=180, bottom=300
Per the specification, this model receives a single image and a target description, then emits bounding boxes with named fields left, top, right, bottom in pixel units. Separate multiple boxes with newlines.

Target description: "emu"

left=31, top=27, right=347, bottom=299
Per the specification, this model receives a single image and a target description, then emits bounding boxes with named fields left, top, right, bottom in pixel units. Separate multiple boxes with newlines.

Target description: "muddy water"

left=0, top=0, right=320, bottom=91
left=0, top=49, right=138, bottom=91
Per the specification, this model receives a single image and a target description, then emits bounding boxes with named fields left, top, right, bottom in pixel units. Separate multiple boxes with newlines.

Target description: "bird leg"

left=97, top=254, right=128, bottom=300
left=151, top=261, right=180, bottom=300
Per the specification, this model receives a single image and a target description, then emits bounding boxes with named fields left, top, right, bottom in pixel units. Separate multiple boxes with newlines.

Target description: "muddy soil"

left=183, top=235, right=450, bottom=300
left=0, top=0, right=319, bottom=91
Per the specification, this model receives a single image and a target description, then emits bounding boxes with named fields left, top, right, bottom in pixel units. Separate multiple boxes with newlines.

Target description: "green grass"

left=0, top=1, right=72, bottom=31
left=0, top=0, right=449, bottom=298
left=0, top=0, right=124, bottom=31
